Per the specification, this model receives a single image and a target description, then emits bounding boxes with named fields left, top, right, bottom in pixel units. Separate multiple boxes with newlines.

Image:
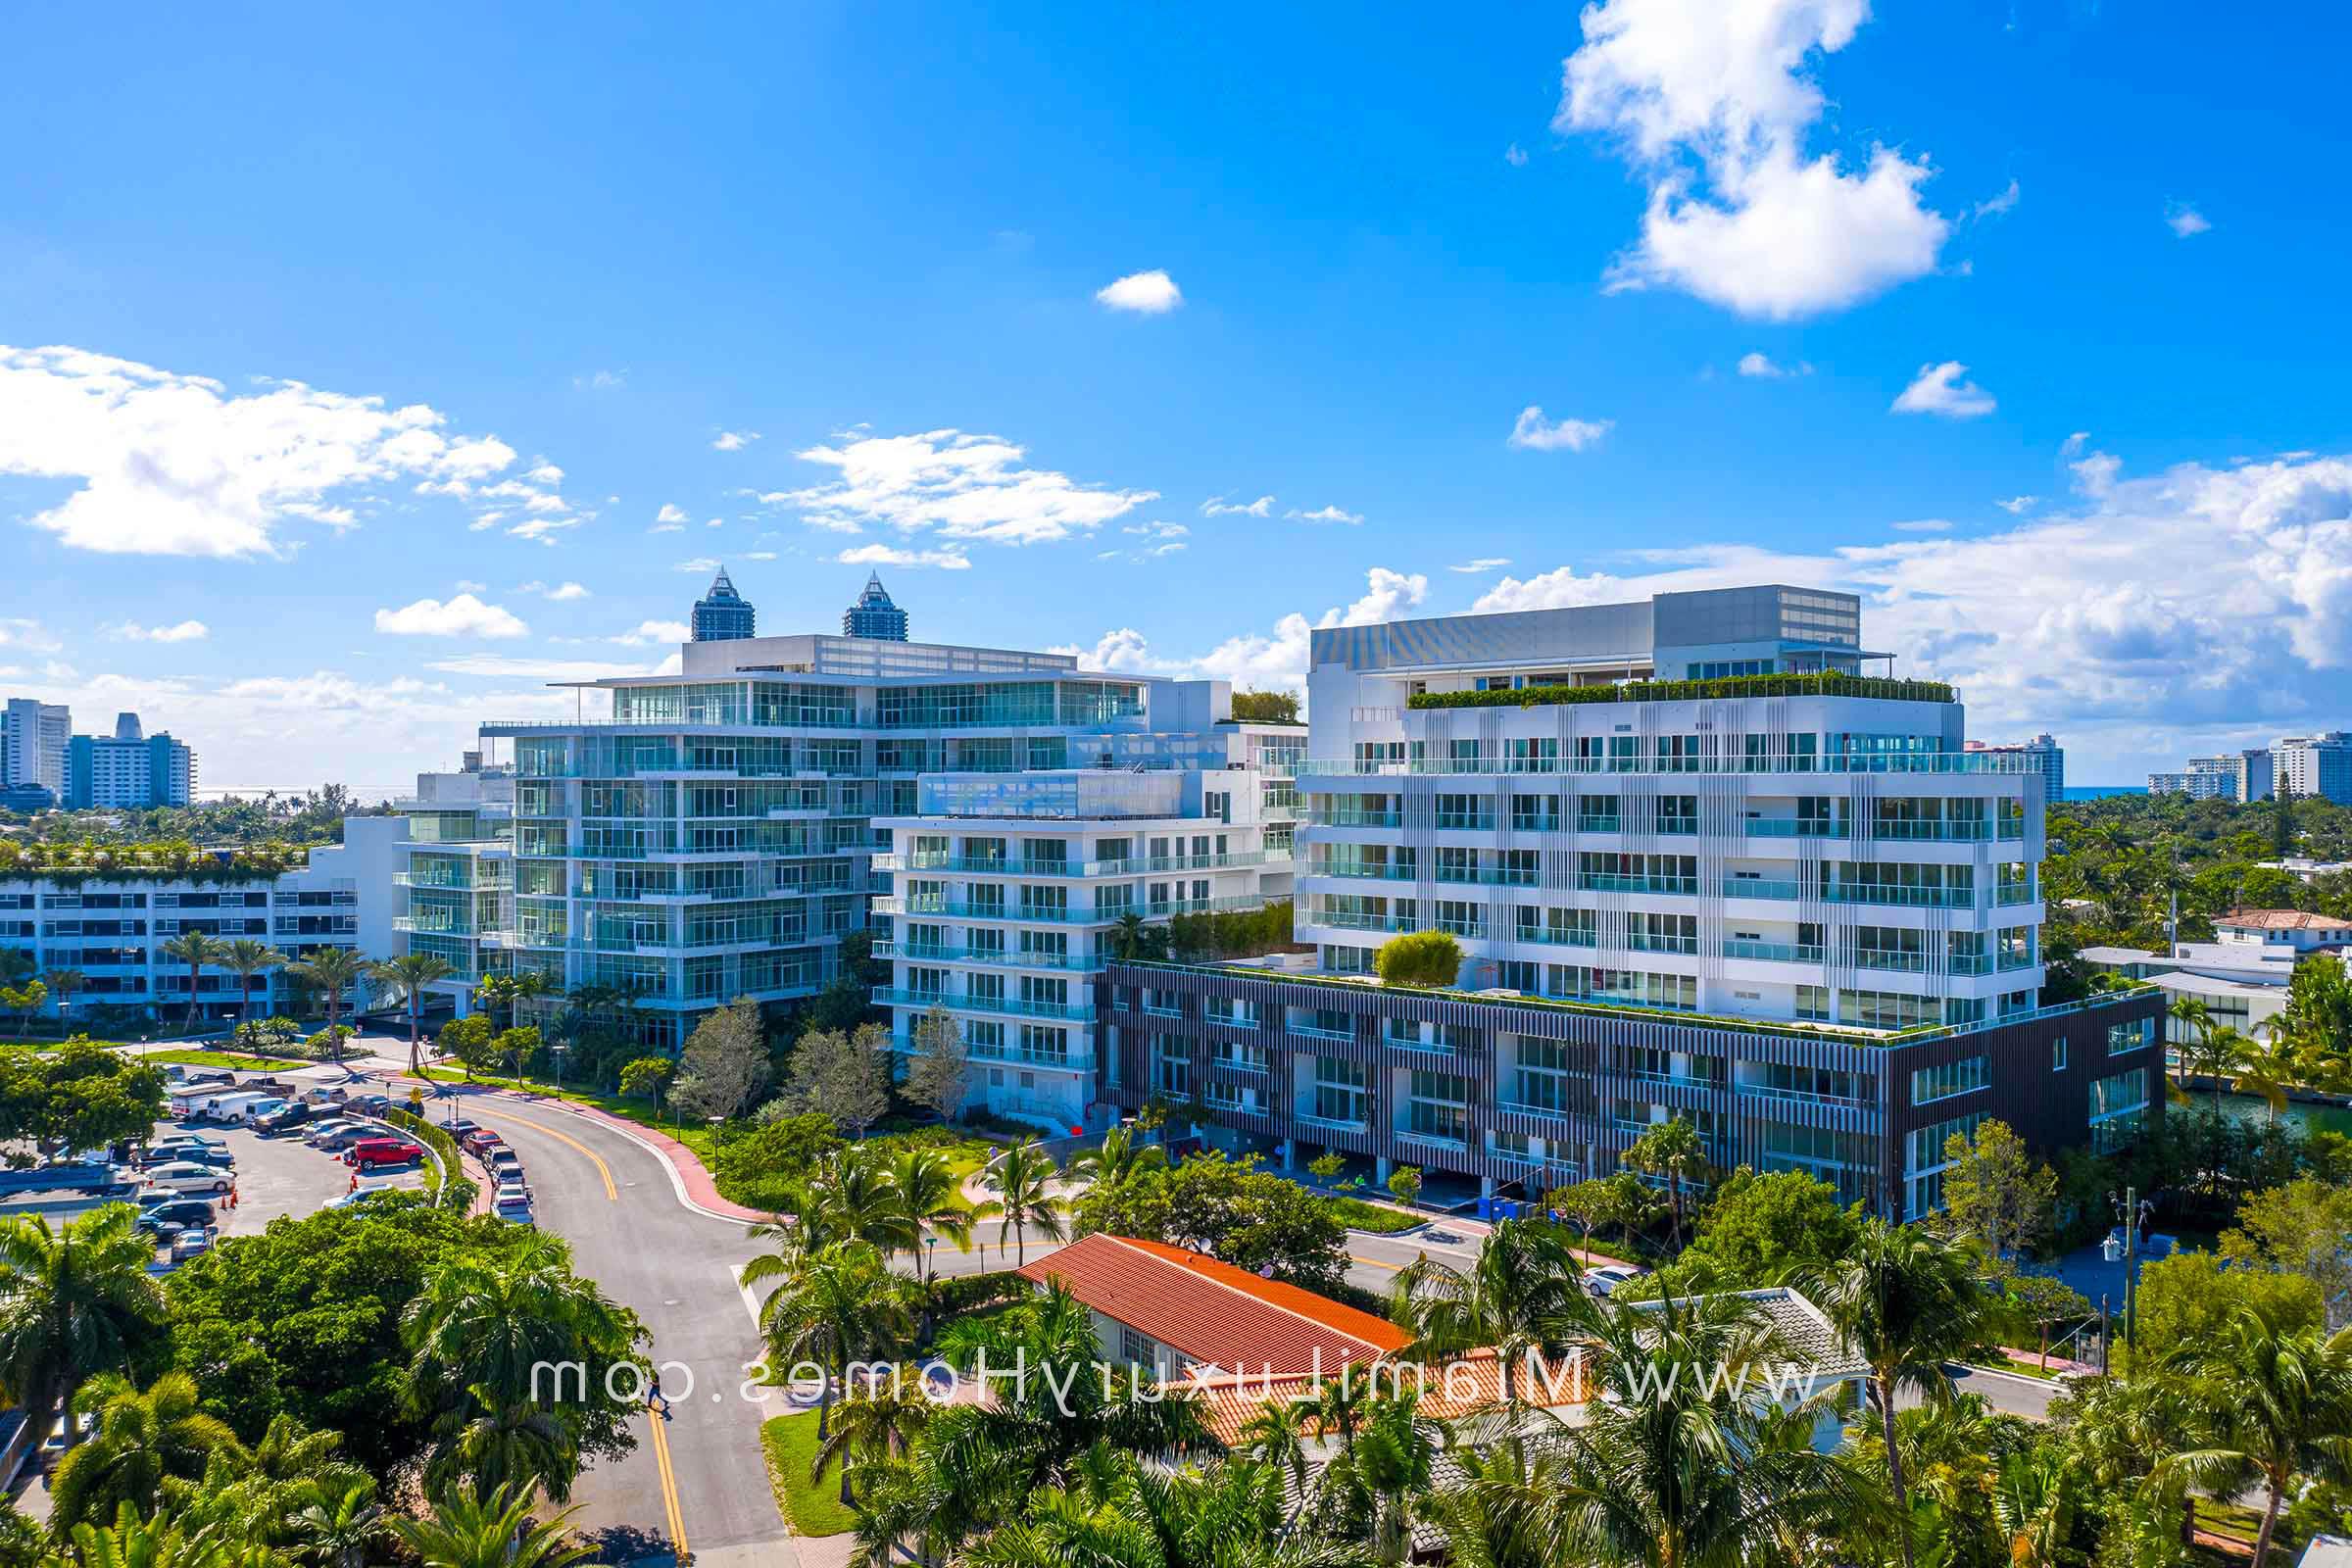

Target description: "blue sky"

left=4, top=1, right=2349, bottom=790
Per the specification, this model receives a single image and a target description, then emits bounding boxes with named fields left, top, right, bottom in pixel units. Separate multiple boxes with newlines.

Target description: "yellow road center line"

left=495, top=1110, right=617, bottom=1200
left=646, top=1405, right=689, bottom=1560
left=1349, top=1253, right=1402, bottom=1271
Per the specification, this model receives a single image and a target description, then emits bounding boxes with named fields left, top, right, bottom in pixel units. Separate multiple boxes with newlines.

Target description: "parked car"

left=304, top=1118, right=356, bottom=1145
left=256, top=1103, right=314, bottom=1135
left=165, top=1065, right=233, bottom=1089
left=311, top=1123, right=376, bottom=1152
left=491, top=1191, right=535, bottom=1227
left=1585, top=1264, right=1642, bottom=1298
left=40, top=1412, right=95, bottom=1462
left=345, top=1139, right=423, bottom=1171
left=169, top=1229, right=213, bottom=1264
left=445, top=1119, right=480, bottom=1145
left=491, top=1172, right=532, bottom=1204
left=485, top=1149, right=524, bottom=1183
left=144, top=1137, right=230, bottom=1166
left=342, top=1094, right=390, bottom=1117
left=459, top=1127, right=504, bottom=1157
left=325, top=1181, right=401, bottom=1210
left=137, top=1197, right=218, bottom=1235
left=142, top=1161, right=232, bottom=1197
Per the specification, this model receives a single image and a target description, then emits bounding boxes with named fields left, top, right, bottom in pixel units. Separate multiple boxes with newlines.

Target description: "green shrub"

left=709, top=1110, right=845, bottom=1210
left=925, top=1269, right=1031, bottom=1316
left=1375, top=929, right=1462, bottom=988
left=1405, top=671, right=1955, bottom=710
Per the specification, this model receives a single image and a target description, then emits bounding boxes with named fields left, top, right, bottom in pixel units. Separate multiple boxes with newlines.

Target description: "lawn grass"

left=149, top=1049, right=309, bottom=1071
left=411, top=1065, right=721, bottom=1162
left=1323, top=1195, right=1426, bottom=1233
left=1987, top=1354, right=2064, bottom=1381
left=760, top=1409, right=858, bottom=1538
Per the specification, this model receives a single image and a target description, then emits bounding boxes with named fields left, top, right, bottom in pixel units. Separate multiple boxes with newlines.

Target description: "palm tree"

left=289, top=1481, right=386, bottom=1568
left=2237, top=1020, right=2298, bottom=1122
left=42, top=966, right=85, bottom=1035
left=2165, top=994, right=2212, bottom=1098
left=2163, top=1307, right=2352, bottom=1568
left=888, top=1145, right=974, bottom=1285
left=1107, top=912, right=1167, bottom=961
left=426, top=1382, right=580, bottom=1504
left=1621, top=1118, right=1709, bottom=1249
left=0, top=1207, right=165, bottom=1458
left=1062, top=1125, right=1166, bottom=1191
left=983, top=1137, right=1067, bottom=1268
left=810, top=1362, right=935, bottom=1506
left=1321, top=1393, right=1444, bottom=1564
left=472, top=973, right=520, bottom=1037
left=390, top=1481, right=590, bottom=1568
left=286, top=947, right=369, bottom=1060
left=1391, top=1214, right=1586, bottom=1407
left=1990, top=1448, right=2080, bottom=1568
left=1472, top=1290, right=1872, bottom=1568
left=803, top=1147, right=917, bottom=1256
left=221, top=939, right=288, bottom=1026
left=745, top=1240, right=913, bottom=1443
left=369, top=953, right=457, bottom=1074
left=50, top=1370, right=247, bottom=1531
left=1238, top=1398, right=1313, bottom=1499
left=1799, top=1218, right=1986, bottom=1568
left=2193, top=1024, right=2254, bottom=1116
left=161, top=930, right=223, bottom=1034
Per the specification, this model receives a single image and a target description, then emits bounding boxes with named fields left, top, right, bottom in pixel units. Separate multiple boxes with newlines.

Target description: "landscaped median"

left=760, top=1408, right=856, bottom=1539
left=385, top=1105, right=474, bottom=1209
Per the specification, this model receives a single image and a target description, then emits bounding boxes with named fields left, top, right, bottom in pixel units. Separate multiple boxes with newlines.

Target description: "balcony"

left=1574, top=816, right=1623, bottom=834
left=1740, top=819, right=1849, bottom=839
left=1578, top=874, right=1699, bottom=896
left=1722, top=939, right=1824, bottom=964
left=1307, top=862, right=1413, bottom=882
left=1831, top=884, right=1976, bottom=909
left=1395, top=1128, right=1470, bottom=1152
left=871, top=988, right=1094, bottom=1022
left=1288, top=1020, right=1357, bottom=1043
left=1433, top=866, right=1540, bottom=887
left=1299, top=910, right=1414, bottom=935
left=1628, top=935, right=1699, bottom=956
left=873, top=942, right=1104, bottom=972
left=1514, top=926, right=1598, bottom=949
left=1433, top=812, right=1495, bottom=832
left=869, top=899, right=1100, bottom=924
left=875, top=850, right=1281, bottom=878
left=1867, top=820, right=1994, bottom=842
left=1291, top=1110, right=1369, bottom=1134
left=1853, top=950, right=1929, bottom=973
left=1306, top=810, right=1403, bottom=828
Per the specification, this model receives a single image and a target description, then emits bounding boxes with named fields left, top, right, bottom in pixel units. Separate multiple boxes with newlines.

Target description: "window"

left=1405, top=1071, right=1471, bottom=1144
left=1905, top=1112, right=1986, bottom=1219
left=1118, top=1325, right=1156, bottom=1367
left=1151, top=1039, right=1193, bottom=1101
left=2052, top=1038, right=2068, bottom=1072
left=1311, top=1056, right=1370, bottom=1125
left=1909, top=1056, right=1988, bottom=1106
left=2088, top=1068, right=2150, bottom=1153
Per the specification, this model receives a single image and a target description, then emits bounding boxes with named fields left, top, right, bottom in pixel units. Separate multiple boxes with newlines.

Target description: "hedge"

left=386, top=1107, right=475, bottom=1211
left=1406, top=672, right=1955, bottom=711
left=925, top=1268, right=1032, bottom=1316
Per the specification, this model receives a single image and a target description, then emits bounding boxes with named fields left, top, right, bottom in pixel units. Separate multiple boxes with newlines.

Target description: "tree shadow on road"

left=578, top=1524, right=680, bottom=1565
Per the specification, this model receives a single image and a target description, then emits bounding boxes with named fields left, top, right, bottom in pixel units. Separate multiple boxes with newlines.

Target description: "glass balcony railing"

left=1577, top=873, right=1699, bottom=896
left=1306, top=862, right=1413, bottom=881
left=871, top=988, right=1094, bottom=1021
left=873, top=942, right=1104, bottom=972
left=1739, top=819, right=1848, bottom=839
left=875, top=850, right=1280, bottom=878
left=1514, top=926, right=1598, bottom=948
left=1722, top=939, right=1825, bottom=964
left=1433, top=866, right=1541, bottom=887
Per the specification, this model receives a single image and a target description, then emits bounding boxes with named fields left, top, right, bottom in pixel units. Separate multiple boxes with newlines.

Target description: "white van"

left=196, top=1091, right=270, bottom=1123
left=221, top=1096, right=287, bottom=1127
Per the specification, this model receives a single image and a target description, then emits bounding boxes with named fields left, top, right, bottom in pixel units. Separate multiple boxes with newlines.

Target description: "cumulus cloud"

left=1286, top=505, right=1365, bottom=525
left=1887, top=519, right=1951, bottom=533
left=1504, top=142, right=1530, bottom=167
left=517, top=580, right=592, bottom=601
left=778, top=428, right=1153, bottom=547
left=1467, top=448, right=2352, bottom=776
left=712, top=430, right=760, bottom=452
left=1994, top=495, right=2037, bottom=514
left=1508, top=407, right=1614, bottom=451
left=372, top=594, right=528, bottom=639
left=1557, top=0, right=1949, bottom=319
left=838, top=544, right=973, bottom=570
left=1094, top=270, right=1183, bottom=314
left=0, top=344, right=534, bottom=557
left=1449, top=558, right=1513, bottom=572
left=2166, top=202, right=2212, bottom=238
left=672, top=558, right=721, bottom=573
left=573, top=369, right=626, bottom=390
left=610, top=620, right=692, bottom=647
left=111, top=620, right=211, bottom=643
left=1891, top=362, right=1996, bottom=418
left=1200, top=495, right=1275, bottom=518
left=1063, top=567, right=1431, bottom=692
left=1737, top=351, right=1811, bottom=378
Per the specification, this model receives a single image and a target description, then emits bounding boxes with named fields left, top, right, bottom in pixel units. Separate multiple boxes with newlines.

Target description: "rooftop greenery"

left=1406, top=670, right=1957, bottom=710
left=0, top=838, right=318, bottom=883
left=1118, top=956, right=2158, bottom=1047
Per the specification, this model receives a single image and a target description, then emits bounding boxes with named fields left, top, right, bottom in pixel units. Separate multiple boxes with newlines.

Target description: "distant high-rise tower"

left=843, top=572, right=908, bottom=641
left=691, top=567, right=757, bottom=642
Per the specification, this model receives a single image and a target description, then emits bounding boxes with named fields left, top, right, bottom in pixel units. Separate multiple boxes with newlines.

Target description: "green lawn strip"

left=409, top=1065, right=720, bottom=1162
left=1323, top=1195, right=1426, bottom=1233
left=760, top=1409, right=858, bottom=1538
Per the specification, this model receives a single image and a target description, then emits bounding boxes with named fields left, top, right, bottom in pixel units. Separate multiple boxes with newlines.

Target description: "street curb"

left=500, top=1093, right=758, bottom=1227
left=1949, top=1359, right=2083, bottom=1389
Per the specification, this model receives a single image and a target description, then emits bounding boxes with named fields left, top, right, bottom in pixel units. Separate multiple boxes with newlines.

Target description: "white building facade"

left=2277, top=732, right=2352, bottom=806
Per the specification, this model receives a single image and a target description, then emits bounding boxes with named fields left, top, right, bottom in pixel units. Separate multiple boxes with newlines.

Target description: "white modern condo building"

left=466, top=628, right=1293, bottom=1062
left=874, top=716, right=1297, bottom=1132
left=1294, top=586, right=2048, bottom=1031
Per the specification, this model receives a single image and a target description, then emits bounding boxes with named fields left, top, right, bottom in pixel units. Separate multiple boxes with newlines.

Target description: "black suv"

left=137, top=1198, right=219, bottom=1235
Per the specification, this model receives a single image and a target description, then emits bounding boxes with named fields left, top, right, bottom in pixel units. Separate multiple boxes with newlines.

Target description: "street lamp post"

left=2102, top=1186, right=2148, bottom=1364
left=924, top=1234, right=938, bottom=1286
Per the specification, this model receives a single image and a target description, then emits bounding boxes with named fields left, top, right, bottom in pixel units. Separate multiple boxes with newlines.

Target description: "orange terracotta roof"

left=2220, top=908, right=2352, bottom=931
left=1187, top=1347, right=1590, bottom=1447
left=1014, top=1234, right=1411, bottom=1376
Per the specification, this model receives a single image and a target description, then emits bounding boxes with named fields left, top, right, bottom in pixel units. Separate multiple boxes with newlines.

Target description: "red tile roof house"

left=1015, top=1235, right=1865, bottom=1458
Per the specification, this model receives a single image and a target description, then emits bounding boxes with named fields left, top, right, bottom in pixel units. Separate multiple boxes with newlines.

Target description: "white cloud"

left=1891, top=361, right=1996, bottom=418
left=1200, top=495, right=1275, bottom=518
left=454, top=579, right=487, bottom=593
left=1286, top=505, right=1365, bottom=525
left=779, top=428, right=1153, bottom=546
left=1094, top=270, right=1183, bottom=314
left=371, top=594, right=528, bottom=638
left=1507, top=407, right=1614, bottom=451
left=712, top=430, right=760, bottom=452
left=1466, top=448, right=2352, bottom=777
left=1123, top=522, right=1190, bottom=540
left=0, top=344, right=530, bottom=557
left=525, top=462, right=564, bottom=486
left=1504, top=143, right=1530, bottom=167
left=1972, top=178, right=2021, bottom=220
left=837, top=544, right=973, bottom=570
left=506, top=514, right=581, bottom=545
left=612, top=619, right=691, bottom=647
left=2166, top=202, right=2212, bottom=238
left=672, top=558, right=721, bottom=573
left=655, top=503, right=688, bottom=525
left=0, top=619, right=62, bottom=654
left=517, top=580, right=591, bottom=601
left=573, top=369, right=626, bottom=390
left=1557, top=0, right=1949, bottom=319
left=111, top=619, right=211, bottom=643
left=1737, top=351, right=1811, bottom=378
left=1449, top=558, right=1513, bottom=573
left=1887, top=518, right=1950, bottom=533
left=1994, top=495, right=2037, bottom=514
left=1065, top=568, right=1430, bottom=693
